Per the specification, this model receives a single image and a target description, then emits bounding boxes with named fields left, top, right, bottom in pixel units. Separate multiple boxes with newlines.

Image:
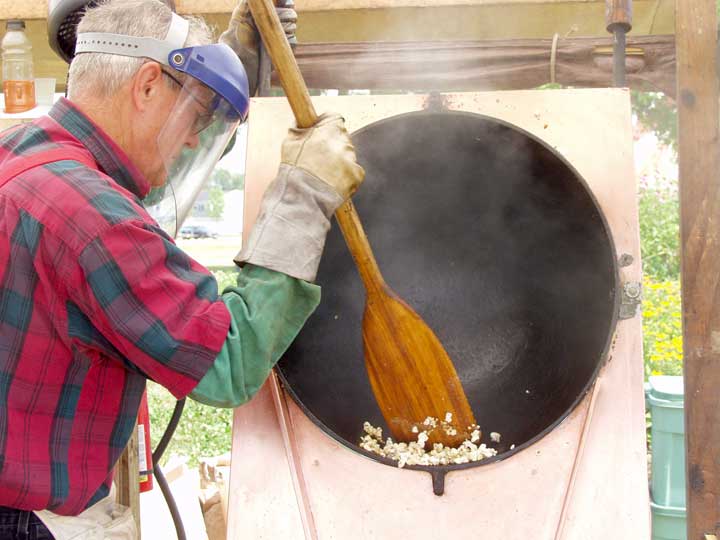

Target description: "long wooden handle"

left=248, top=0, right=387, bottom=294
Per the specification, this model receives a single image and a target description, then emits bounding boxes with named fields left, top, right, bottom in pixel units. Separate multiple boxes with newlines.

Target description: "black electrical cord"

left=151, top=398, right=187, bottom=540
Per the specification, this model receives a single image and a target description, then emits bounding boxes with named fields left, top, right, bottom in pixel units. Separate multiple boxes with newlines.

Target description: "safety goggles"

left=160, top=67, right=215, bottom=135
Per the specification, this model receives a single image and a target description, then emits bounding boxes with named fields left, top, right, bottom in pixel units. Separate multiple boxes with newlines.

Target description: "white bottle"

left=2, top=20, right=35, bottom=113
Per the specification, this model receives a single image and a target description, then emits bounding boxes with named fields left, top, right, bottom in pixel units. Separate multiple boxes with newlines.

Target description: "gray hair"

left=67, top=0, right=214, bottom=99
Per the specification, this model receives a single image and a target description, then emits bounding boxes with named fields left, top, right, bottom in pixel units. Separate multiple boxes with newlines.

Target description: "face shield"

left=74, top=13, right=250, bottom=237
left=144, top=63, right=244, bottom=235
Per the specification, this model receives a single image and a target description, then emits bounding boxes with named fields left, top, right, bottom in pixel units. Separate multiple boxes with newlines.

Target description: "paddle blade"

left=363, top=289, right=477, bottom=447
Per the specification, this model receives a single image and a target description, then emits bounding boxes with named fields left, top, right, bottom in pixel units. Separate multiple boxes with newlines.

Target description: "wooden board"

left=676, top=0, right=720, bottom=537
left=291, top=35, right=676, bottom=96
left=1, top=0, right=673, bottom=93
left=2, top=0, right=674, bottom=36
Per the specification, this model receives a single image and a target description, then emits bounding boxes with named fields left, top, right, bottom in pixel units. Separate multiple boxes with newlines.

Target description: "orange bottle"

left=137, top=389, right=154, bottom=492
left=2, top=20, right=35, bottom=113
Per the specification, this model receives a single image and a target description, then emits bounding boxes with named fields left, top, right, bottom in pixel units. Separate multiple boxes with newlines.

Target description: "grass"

left=147, top=381, right=234, bottom=467
left=175, top=234, right=243, bottom=270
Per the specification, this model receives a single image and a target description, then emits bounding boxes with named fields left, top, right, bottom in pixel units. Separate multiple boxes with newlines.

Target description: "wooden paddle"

left=248, top=0, right=477, bottom=447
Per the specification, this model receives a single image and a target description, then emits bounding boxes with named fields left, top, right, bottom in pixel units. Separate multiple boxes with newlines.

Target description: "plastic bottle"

left=2, top=20, right=35, bottom=113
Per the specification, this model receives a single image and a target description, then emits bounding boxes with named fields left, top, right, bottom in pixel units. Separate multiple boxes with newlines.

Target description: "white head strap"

left=74, top=12, right=189, bottom=66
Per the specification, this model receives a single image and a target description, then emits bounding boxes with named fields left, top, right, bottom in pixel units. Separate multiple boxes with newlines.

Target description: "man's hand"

left=219, top=0, right=297, bottom=96
left=281, top=113, right=365, bottom=201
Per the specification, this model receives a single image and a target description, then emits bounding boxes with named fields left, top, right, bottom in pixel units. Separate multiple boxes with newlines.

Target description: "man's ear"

left=130, top=62, right=165, bottom=111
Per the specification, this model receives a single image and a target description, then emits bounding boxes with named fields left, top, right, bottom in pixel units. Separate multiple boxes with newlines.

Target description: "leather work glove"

left=219, top=0, right=297, bottom=96
left=235, top=113, right=365, bottom=282
left=280, top=113, right=364, bottom=200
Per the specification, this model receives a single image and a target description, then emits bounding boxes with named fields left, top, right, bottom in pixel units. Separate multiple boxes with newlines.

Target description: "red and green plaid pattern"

left=0, top=98, right=230, bottom=515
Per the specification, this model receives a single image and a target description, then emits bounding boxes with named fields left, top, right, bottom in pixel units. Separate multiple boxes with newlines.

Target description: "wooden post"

left=116, top=423, right=141, bottom=538
left=676, top=0, right=720, bottom=538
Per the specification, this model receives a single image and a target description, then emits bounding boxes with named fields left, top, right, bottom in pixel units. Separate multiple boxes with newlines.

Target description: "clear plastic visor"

left=144, top=73, right=241, bottom=237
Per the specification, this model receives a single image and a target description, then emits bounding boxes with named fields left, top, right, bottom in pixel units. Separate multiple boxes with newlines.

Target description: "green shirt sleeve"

left=189, top=264, right=320, bottom=408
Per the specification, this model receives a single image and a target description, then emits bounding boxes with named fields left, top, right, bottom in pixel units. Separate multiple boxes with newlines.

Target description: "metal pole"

left=612, top=28, right=627, bottom=87
left=605, top=0, right=633, bottom=87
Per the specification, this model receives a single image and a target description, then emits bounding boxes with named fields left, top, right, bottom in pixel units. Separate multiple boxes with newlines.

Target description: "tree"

left=631, top=91, right=677, bottom=153
left=631, top=0, right=720, bottom=151
left=632, top=0, right=720, bottom=143
left=207, top=187, right=225, bottom=218
left=211, top=169, right=245, bottom=191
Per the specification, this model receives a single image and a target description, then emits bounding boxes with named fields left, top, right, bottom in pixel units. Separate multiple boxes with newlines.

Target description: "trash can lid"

left=649, top=375, right=684, bottom=402
left=650, top=500, right=686, bottom=516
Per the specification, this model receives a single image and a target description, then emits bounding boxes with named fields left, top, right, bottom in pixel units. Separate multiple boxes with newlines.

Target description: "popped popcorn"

left=417, top=431, right=429, bottom=448
left=359, top=418, right=503, bottom=468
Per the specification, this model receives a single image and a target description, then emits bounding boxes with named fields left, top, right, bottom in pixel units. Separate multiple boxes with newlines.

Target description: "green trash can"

left=647, top=376, right=686, bottom=540
left=650, top=501, right=686, bottom=540
left=647, top=376, right=686, bottom=508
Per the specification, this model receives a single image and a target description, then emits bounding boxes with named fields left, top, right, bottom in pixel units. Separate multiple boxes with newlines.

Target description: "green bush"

left=638, top=180, right=682, bottom=378
left=642, top=277, right=682, bottom=377
left=630, top=79, right=682, bottom=377
left=631, top=92, right=677, bottom=153
left=638, top=188, right=680, bottom=281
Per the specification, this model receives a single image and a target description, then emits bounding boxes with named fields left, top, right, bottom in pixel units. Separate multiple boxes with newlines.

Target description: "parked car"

left=179, top=225, right=218, bottom=239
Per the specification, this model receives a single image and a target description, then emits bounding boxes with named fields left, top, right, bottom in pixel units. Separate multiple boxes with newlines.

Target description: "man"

left=0, top=0, right=364, bottom=537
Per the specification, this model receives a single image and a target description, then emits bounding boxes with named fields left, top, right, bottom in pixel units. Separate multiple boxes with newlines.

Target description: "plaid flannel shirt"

left=0, top=98, right=230, bottom=515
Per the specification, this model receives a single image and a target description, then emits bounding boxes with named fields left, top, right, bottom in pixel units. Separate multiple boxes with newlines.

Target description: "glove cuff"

left=234, top=164, right=344, bottom=282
